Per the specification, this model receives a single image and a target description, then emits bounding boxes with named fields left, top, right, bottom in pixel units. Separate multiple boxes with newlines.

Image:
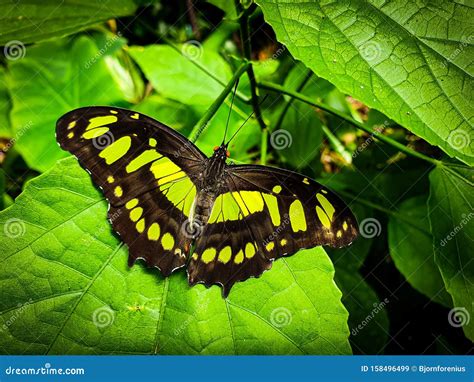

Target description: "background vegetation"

left=0, top=0, right=472, bottom=355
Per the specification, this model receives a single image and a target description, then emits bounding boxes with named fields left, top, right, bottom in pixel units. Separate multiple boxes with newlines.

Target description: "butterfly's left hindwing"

left=188, top=165, right=358, bottom=295
left=56, top=106, right=205, bottom=275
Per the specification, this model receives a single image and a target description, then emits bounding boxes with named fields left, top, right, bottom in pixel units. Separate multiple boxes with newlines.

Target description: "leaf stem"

left=260, top=128, right=268, bottom=165
left=192, top=62, right=250, bottom=142
left=258, top=80, right=442, bottom=167
left=236, top=1, right=267, bottom=163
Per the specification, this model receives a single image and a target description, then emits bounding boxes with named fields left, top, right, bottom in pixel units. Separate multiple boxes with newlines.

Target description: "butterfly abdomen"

left=191, top=190, right=217, bottom=233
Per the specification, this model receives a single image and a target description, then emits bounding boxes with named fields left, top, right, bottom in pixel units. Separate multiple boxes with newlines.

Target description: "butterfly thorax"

left=189, top=145, right=229, bottom=235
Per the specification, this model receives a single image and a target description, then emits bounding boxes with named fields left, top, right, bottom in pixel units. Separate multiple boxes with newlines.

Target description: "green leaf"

left=0, top=66, right=11, bottom=138
left=0, top=1, right=137, bottom=45
left=0, top=157, right=351, bottom=354
left=7, top=36, right=129, bottom=172
left=134, top=94, right=198, bottom=136
left=335, top=269, right=389, bottom=355
left=256, top=0, right=474, bottom=165
left=272, top=101, right=323, bottom=168
left=329, top=204, right=389, bottom=354
left=388, top=195, right=452, bottom=307
left=428, top=166, right=474, bottom=341
left=90, top=32, right=145, bottom=104
left=129, top=44, right=232, bottom=108
left=270, top=63, right=324, bottom=168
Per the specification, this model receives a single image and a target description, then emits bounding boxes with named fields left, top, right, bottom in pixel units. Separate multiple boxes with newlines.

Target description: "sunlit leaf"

left=257, top=0, right=474, bottom=165
left=7, top=36, right=129, bottom=172
left=0, top=1, right=137, bottom=45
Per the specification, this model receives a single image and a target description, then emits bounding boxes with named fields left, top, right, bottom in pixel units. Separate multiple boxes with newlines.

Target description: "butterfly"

left=56, top=106, right=358, bottom=296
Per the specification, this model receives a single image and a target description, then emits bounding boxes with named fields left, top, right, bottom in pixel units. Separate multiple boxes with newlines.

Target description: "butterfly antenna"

left=222, top=78, right=240, bottom=145
left=226, top=94, right=268, bottom=145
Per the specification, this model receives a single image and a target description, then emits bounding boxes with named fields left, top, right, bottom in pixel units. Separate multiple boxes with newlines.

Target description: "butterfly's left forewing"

left=56, top=107, right=205, bottom=275
left=188, top=164, right=358, bottom=295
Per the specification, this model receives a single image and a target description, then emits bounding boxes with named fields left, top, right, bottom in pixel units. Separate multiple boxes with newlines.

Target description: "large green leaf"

left=388, top=195, right=452, bottom=307
left=134, top=94, right=198, bottom=136
left=257, top=0, right=474, bottom=165
left=0, top=1, right=137, bottom=45
left=0, top=157, right=351, bottom=355
left=129, top=44, right=232, bottom=108
left=7, top=36, right=129, bottom=172
left=428, top=166, right=474, bottom=341
left=328, top=204, right=389, bottom=354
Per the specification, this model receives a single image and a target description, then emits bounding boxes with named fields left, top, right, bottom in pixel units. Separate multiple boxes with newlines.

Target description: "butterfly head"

left=213, top=144, right=230, bottom=161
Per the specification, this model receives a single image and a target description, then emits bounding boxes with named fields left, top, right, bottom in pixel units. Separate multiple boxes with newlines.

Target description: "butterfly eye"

left=226, top=150, right=230, bottom=157
left=213, top=146, right=219, bottom=151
